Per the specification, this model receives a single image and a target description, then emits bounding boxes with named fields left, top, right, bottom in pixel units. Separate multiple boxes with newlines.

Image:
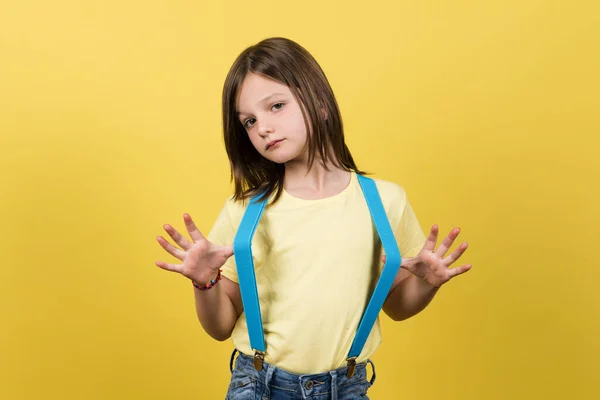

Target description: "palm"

left=404, top=224, right=471, bottom=287
left=155, top=213, right=233, bottom=283
left=182, top=240, right=232, bottom=277
left=383, top=224, right=472, bottom=287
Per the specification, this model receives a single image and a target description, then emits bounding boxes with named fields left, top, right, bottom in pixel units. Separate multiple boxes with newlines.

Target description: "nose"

left=256, top=117, right=274, bottom=138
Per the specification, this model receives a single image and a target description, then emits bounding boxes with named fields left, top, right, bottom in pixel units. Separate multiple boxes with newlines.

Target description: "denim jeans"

left=225, top=349, right=376, bottom=399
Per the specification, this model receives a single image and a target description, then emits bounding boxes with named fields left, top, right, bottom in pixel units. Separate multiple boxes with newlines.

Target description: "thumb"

left=381, top=254, right=387, bottom=264
left=220, top=245, right=234, bottom=258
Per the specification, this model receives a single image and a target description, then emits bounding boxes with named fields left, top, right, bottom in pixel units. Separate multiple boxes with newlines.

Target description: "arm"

left=383, top=261, right=439, bottom=321
left=382, top=224, right=472, bottom=321
left=193, top=276, right=243, bottom=341
left=155, top=212, right=244, bottom=342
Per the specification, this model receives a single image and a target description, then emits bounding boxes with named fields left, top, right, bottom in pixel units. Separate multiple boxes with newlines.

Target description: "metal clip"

left=253, top=350, right=265, bottom=371
left=346, top=357, right=357, bottom=378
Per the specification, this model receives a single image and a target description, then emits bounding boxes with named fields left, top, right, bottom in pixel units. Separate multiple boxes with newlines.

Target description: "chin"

left=262, top=149, right=302, bottom=165
left=265, top=154, right=294, bottom=164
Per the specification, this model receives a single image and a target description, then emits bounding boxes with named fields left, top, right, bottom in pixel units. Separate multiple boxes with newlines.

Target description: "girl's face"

left=236, top=72, right=309, bottom=165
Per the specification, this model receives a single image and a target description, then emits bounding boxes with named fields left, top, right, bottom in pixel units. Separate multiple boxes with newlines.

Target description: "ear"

left=320, top=106, right=328, bottom=121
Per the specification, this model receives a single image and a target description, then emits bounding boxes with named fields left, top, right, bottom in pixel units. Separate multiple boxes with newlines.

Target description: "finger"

left=155, top=260, right=184, bottom=274
left=381, top=255, right=387, bottom=264
left=184, top=213, right=206, bottom=243
left=448, top=264, right=472, bottom=279
left=164, top=223, right=192, bottom=251
left=435, top=227, right=460, bottom=258
left=443, top=242, right=468, bottom=266
left=424, top=224, right=439, bottom=252
left=156, top=236, right=186, bottom=260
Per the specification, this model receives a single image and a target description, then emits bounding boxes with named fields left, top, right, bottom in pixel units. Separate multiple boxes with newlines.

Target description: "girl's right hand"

left=155, top=213, right=234, bottom=284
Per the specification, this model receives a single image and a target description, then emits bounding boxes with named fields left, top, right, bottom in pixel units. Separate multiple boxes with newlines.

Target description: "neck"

left=283, top=157, right=351, bottom=199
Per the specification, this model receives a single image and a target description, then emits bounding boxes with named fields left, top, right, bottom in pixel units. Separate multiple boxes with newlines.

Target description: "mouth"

left=266, top=139, right=284, bottom=150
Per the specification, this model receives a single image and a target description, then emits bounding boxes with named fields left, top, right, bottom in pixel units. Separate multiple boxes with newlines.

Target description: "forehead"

left=236, top=73, right=292, bottom=113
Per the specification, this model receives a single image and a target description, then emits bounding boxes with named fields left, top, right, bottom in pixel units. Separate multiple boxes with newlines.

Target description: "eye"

left=271, top=102, right=284, bottom=111
left=243, top=118, right=256, bottom=128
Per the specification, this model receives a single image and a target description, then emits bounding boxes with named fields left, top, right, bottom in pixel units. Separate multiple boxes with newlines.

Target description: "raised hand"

left=383, top=224, right=472, bottom=288
left=155, top=213, right=234, bottom=284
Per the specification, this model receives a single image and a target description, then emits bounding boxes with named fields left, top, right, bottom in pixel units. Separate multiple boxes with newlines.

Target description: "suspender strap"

left=233, top=175, right=402, bottom=375
left=347, top=175, right=402, bottom=372
left=233, top=196, right=267, bottom=357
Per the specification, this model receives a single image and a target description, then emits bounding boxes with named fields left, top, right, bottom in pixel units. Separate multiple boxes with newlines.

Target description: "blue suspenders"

left=232, top=174, right=402, bottom=377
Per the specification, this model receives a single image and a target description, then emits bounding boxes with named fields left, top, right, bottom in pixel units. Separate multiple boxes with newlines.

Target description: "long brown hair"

left=222, top=37, right=365, bottom=206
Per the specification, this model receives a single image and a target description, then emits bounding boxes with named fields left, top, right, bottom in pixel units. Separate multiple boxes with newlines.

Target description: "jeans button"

left=305, top=380, right=314, bottom=390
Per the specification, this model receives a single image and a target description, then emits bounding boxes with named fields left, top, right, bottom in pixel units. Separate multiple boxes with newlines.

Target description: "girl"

left=155, top=37, right=471, bottom=399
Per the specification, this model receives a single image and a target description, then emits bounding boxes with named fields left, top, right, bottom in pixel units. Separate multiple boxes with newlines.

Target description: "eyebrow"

left=237, top=92, right=286, bottom=117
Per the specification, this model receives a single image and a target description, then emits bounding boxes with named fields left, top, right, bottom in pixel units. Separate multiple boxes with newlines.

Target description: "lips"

left=266, top=139, right=284, bottom=150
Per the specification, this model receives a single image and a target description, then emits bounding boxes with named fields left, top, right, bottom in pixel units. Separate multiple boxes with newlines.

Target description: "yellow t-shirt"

left=207, top=172, right=426, bottom=374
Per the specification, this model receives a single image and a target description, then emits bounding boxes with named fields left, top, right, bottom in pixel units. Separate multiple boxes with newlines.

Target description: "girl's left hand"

left=382, top=224, right=472, bottom=288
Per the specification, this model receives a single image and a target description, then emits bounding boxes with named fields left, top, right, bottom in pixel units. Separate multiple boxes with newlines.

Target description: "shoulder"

left=218, top=194, right=249, bottom=224
left=358, top=175, right=413, bottom=225
left=371, top=176, right=406, bottom=200
left=217, top=194, right=275, bottom=228
left=367, top=175, right=408, bottom=210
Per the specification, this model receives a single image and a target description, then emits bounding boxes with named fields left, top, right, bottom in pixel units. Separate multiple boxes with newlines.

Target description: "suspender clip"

left=346, top=357, right=357, bottom=378
left=253, top=350, right=265, bottom=371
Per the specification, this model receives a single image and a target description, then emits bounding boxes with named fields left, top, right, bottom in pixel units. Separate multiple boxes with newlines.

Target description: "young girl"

left=155, top=37, right=471, bottom=399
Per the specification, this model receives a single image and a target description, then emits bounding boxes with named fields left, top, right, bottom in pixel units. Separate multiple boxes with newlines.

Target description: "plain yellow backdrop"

left=1, top=1, right=598, bottom=399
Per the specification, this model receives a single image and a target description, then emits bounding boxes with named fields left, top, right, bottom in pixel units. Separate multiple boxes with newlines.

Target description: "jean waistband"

left=229, top=349, right=376, bottom=393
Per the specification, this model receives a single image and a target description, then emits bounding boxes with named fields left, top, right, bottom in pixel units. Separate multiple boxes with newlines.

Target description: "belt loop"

left=367, top=359, right=376, bottom=385
left=329, top=370, right=338, bottom=400
left=229, top=349, right=239, bottom=373
left=263, top=363, right=275, bottom=399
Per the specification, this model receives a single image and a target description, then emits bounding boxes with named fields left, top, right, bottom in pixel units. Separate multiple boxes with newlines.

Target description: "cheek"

left=247, top=131, right=265, bottom=153
left=289, top=110, right=309, bottom=139
left=295, top=120, right=309, bottom=143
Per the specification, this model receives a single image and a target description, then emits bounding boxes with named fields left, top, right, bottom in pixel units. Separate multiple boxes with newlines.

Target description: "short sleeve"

left=394, top=189, right=426, bottom=259
left=206, top=197, right=267, bottom=283
left=206, top=198, right=239, bottom=282
left=375, top=180, right=426, bottom=269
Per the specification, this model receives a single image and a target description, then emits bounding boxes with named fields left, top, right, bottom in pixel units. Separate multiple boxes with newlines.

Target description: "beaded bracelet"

left=192, top=269, right=222, bottom=291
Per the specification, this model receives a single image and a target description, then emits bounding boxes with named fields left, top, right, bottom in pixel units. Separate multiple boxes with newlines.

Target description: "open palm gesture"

left=155, top=213, right=234, bottom=284
left=383, top=224, right=472, bottom=287
left=403, top=224, right=472, bottom=287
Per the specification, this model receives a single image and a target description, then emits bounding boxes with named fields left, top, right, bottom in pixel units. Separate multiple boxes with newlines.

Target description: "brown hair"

left=222, top=37, right=366, bottom=206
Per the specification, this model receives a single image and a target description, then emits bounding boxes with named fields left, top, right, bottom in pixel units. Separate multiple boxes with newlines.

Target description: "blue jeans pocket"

left=338, top=378, right=372, bottom=399
left=225, top=371, right=257, bottom=400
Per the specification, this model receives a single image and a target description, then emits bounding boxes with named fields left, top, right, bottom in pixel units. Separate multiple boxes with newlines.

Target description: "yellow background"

left=1, top=1, right=598, bottom=399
